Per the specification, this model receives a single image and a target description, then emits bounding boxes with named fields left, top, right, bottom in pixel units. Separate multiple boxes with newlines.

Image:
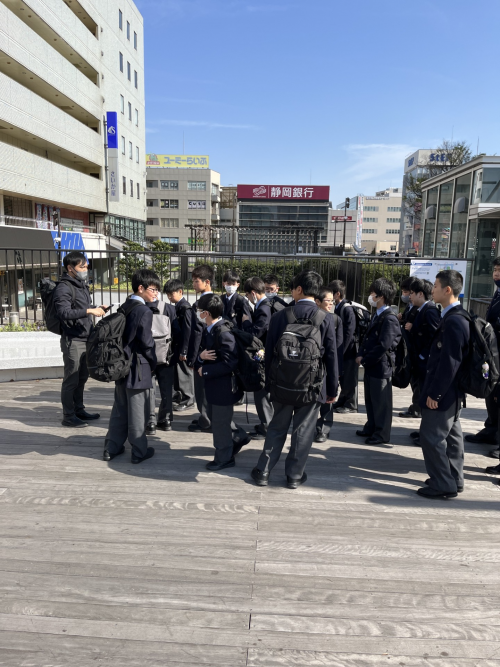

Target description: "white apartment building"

left=0, top=0, right=146, bottom=245
left=340, top=189, right=403, bottom=254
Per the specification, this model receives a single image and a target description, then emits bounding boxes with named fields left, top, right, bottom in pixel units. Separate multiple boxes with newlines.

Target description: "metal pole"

left=342, top=201, right=347, bottom=253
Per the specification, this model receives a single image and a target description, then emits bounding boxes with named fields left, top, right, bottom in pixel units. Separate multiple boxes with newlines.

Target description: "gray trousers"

left=420, top=404, right=464, bottom=493
left=105, top=383, right=149, bottom=459
left=194, top=370, right=211, bottom=429
left=254, top=388, right=273, bottom=434
left=175, top=360, right=194, bottom=404
left=149, top=364, right=175, bottom=424
left=363, top=375, right=393, bottom=442
left=60, top=336, right=89, bottom=418
left=337, top=356, right=359, bottom=410
left=316, top=402, right=334, bottom=436
left=256, top=400, right=320, bottom=479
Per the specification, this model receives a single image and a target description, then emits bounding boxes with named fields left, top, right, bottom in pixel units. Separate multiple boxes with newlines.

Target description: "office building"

left=145, top=159, right=220, bottom=250
left=320, top=210, right=357, bottom=253
left=340, top=189, right=403, bottom=254
left=0, top=0, right=147, bottom=246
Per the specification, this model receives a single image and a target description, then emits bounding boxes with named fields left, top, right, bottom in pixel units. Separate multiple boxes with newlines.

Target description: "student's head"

left=368, top=277, right=396, bottom=307
left=263, top=273, right=280, bottom=295
left=327, top=280, right=345, bottom=304
left=291, top=270, right=322, bottom=302
left=409, top=278, right=432, bottom=308
left=400, top=276, right=413, bottom=302
left=315, top=288, right=334, bottom=312
left=493, top=257, right=500, bottom=285
left=192, top=264, right=214, bottom=293
left=433, top=270, right=462, bottom=306
left=63, top=251, right=88, bottom=281
left=244, top=277, right=266, bottom=305
left=164, top=278, right=184, bottom=304
left=197, top=293, right=224, bottom=325
left=132, top=269, right=161, bottom=303
left=222, top=270, right=240, bottom=295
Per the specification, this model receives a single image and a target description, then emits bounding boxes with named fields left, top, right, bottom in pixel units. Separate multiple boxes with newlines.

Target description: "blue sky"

left=136, top=0, right=499, bottom=205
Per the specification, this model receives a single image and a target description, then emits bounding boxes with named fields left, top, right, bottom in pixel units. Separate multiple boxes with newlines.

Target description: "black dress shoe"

left=417, top=486, right=457, bottom=499
left=488, top=448, right=500, bottom=459
left=410, top=431, right=420, bottom=439
left=485, top=464, right=500, bottom=474
left=131, top=447, right=155, bottom=464
left=412, top=437, right=421, bottom=447
left=76, top=411, right=100, bottom=421
left=157, top=420, right=172, bottom=431
left=356, top=430, right=372, bottom=438
left=399, top=411, right=420, bottom=418
left=250, top=432, right=266, bottom=441
left=146, top=422, right=156, bottom=435
left=188, top=423, right=212, bottom=433
left=174, top=400, right=195, bottom=412
left=103, top=446, right=125, bottom=461
left=424, top=478, right=463, bottom=493
left=206, top=458, right=235, bottom=471
left=314, top=433, right=327, bottom=443
left=251, top=467, right=269, bottom=486
left=365, top=436, right=389, bottom=445
left=232, top=436, right=251, bottom=456
left=61, top=415, right=88, bottom=428
left=465, top=432, right=497, bottom=445
left=287, top=473, right=307, bottom=489
left=334, top=406, right=356, bottom=414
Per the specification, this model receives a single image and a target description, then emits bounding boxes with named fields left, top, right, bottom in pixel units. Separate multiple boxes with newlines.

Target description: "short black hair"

left=63, top=251, right=86, bottom=269
left=409, top=278, right=432, bottom=300
left=244, top=277, right=265, bottom=295
left=328, top=279, right=345, bottom=299
left=197, top=293, right=224, bottom=318
left=401, top=276, right=413, bottom=291
left=423, top=279, right=434, bottom=294
left=292, top=270, right=323, bottom=298
left=493, top=257, right=500, bottom=268
left=436, top=269, right=463, bottom=297
left=222, top=269, right=240, bottom=283
left=317, top=287, right=333, bottom=302
left=164, top=278, right=183, bottom=294
left=192, top=264, right=214, bottom=282
left=369, top=277, right=397, bottom=306
left=132, top=269, right=161, bottom=293
left=263, top=273, right=280, bottom=286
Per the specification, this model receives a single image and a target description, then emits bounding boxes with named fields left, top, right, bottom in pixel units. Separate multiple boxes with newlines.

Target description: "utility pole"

left=342, top=197, right=350, bottom=254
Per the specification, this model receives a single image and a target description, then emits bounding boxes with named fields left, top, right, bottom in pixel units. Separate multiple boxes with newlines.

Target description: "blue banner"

left=106, top=111, right=118, bottom=150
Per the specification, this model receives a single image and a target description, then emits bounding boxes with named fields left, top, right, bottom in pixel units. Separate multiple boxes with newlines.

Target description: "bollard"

left=9, top=312, right=19, bottom=326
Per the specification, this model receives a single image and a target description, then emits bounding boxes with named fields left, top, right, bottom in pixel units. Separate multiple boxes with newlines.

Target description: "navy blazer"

left=265, top=300, right=339, bottom=403
left=486, top=290, right=500, bottom=342
left=221, top=293, right=251, bottom=329
left=195, top=320, right=243, bottom=406
left=174, top=297, right=193, bottom=358
left=420, top=305, right=470, bottom=411
left=187, top=294, right=208, bottom=367
left=147, top=300, right=182, bottom=367
left=410, top=301, right=440, bottom=373
left=401, top=302, right=418, bottom=325
left=118, top=297, right=157, bottom=390
left=336, top=299, right=357, bottom=359
left=359, top=308, right=401, bottom=379
left=242, top=298, right=271, bottom=343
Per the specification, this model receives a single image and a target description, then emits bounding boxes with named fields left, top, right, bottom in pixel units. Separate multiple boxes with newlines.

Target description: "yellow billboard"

left=146, top=154, right=209, bottom=168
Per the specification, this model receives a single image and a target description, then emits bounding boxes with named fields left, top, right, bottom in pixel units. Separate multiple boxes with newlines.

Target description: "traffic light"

left=345, top=197, right=350, bottom=208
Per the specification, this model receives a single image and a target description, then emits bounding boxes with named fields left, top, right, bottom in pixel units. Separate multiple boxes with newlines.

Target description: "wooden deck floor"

left=0, top=378, right=499, bottom=666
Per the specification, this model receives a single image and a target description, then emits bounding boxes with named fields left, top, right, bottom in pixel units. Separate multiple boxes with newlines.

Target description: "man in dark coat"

left=103, top=270, right=158, bottom=464
left=398, top=276, right=421, bottom=418
left=165, top=278, right=195, bottom=411
left=329, top=280, right=358, bottom=414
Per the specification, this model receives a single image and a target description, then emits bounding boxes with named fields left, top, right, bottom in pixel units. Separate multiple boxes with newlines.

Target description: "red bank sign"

left=237, top=185, right=330, bottom=201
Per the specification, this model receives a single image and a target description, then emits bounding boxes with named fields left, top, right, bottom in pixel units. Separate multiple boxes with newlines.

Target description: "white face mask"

left=225, top=285, right=237, bottom=295
left=368, top=295, right=379, bottom=308
left=265, top=291, right=276, bottom=299
left=251, top=293, right=259, bottom=305
left=197, top=311, right=206, bottom=322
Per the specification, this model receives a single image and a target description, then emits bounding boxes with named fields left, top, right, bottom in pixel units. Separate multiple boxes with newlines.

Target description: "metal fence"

left=0, top=247, right=475, bottom=324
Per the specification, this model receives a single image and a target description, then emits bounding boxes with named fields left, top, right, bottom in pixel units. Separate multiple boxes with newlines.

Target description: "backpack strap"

left=310, top=308, right=327, bottom=328
left=69, top=283, right=77, bottom=308
left=285, top=307, right=298, bottom=325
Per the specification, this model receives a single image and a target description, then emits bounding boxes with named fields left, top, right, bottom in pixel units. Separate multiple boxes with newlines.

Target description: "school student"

left=103, top=269, right=158, bottom=464
left=221, top=270, right=251, bottom=329
left=195, top=293, right=246, bottom=470
left=329, top=280, right=358, bottom=414
left=356, top=278, right=401, bottom=445
left=251, top=270, right=339, bottom=489
left=398, top=276, right=421, bottom=419
left=164, top=279, right=195, bottom=411
left=242, top=277, right=273, bottom=440
left=417, top=270, right=470, bottom=499
left=262, top=273, right=288, bottom=311
left=314, top=287, right=343, bottom=443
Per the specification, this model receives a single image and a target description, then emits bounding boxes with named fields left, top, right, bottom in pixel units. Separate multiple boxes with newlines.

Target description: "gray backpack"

left=152, top=303, right=172, bottom=365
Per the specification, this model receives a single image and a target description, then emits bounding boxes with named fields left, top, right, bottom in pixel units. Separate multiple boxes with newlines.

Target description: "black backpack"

left=213, top=321, right=266, bottom=393
left=456, top=310, right=500, bottom=398
left=269, top=307, right=326, bottom=407
left=40, top=278, right=76, bottom=335
left=268, top=296, right=287, bottom=315
left=339, top=300, right=371, bottom=344
left=86, top=301, right=142, bottom=383
left=376, top=309, right=412, bottom=389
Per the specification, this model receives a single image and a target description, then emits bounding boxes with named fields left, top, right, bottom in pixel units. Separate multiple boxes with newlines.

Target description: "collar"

left=418, top=300, right=430, bottom=312
left=225, top=291, right=237, bottom=301
left=441, top=302, right=460, bottom=318
left=207, top=317, right=222, bottom=333
left=297, top=298, right=315, bottom=303
left=130, top=295, right=145, bottom=304
left=255, top=296, right=267, bottom=309
left=376, top=304, right=390, bottom=316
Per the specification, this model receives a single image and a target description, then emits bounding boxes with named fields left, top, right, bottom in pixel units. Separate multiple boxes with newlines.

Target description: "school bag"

left=269, top=307, right=326, bottom=407
left=338, top=300, right=371, bottom=344
left=40, top=278, right=76, bottom=335
left=213, top=321, right=266, bottom=393
left=86, top=301, right=142, bottom=383
left=268, top=296, right=287, bottom=315
left=456, top=311, right=500, bottom=398
left=152, top=303, right=173, bottom=365
left=375, top=309, right=411, bottom=389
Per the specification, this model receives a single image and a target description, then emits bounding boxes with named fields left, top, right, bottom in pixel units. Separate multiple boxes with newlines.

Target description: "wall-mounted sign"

left=237, top=185, right=330, bottom=201
left=410, top=259, right=467, bottom=297
left=107, top=111, right=119, bottom=202
left=146, top=154, right=209, bottom=168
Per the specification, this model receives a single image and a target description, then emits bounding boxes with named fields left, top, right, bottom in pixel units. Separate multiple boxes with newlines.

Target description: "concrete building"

left=340, top=189, right=403, bottom=254
left=319, top=210, right=357, bottom=253
left=399, top=149, right=435, bottom=254
left=0, top=0, right=146, bottom=243
left=145, top=164, right=220, bottom=251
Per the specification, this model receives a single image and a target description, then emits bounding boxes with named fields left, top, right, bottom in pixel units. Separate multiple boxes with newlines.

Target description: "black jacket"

left=336, top=299, right=357, bottom=358
left=486, top=291, right=500, bottom=341
left=174, top=297, right=194, bottom=358
left=359, top=308, right=401, bottom=379
left=331, top=311, right=344, bottom=375
left=187, top=294, right=208, bottom=367
left=420, top=305, right=469, bottom=412
left=53, top=273, right=92, bottom=340
left=118, top=297, right=157, bottom=390
left=401, top=302, right=418, bottom=325
left=265, top=300, right=339, bottom=403
left=147, top=300, right=182, bottom=367
left=410, top=301, right=440, bottom=373
left=195, top=320, right=243, bottom=406
left=267, top=294, right=288, bottom=312
left=221, top=292, right=251, bottom=329
left=242, top=298, right=272, bottom=343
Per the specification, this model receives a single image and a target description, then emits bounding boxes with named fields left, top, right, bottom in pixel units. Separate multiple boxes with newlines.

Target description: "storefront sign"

left=410, top=259, right=467, bottom=297
left=332, top=216, right=353, bottom=221
left=146, top=154, right=209, bottom=168
left=35, top=203, right=60, bottom=230
left=107, top=112, right=120, bottom=202
left=237, top=185, right=330, bottom=200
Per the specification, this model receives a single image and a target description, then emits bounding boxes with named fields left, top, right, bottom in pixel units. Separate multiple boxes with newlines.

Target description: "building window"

left=126, top=21, right=130, bottom=40
left=161, top=218, right=179, bottom=228
left=128, top=141, right=132, bottom=159
left=130, top=179, right=133, bottom=197
left=137, top=183, right=140, bottom=199
left=160, top=199, right=179, bottom=209
left=119, top=52, right=123, bottom=72
left=120, top=95, right=124, bottom=114
left=188, top=181, right=206, bottom=191
left=121, top=136, right=125, bottom=155
left=211, top=184, right=218, bottom=196
left=160, top=180, right=178, bottom=190
left=161, top=237, right=179, bottom=244
left=134, top=70, right=138, bottom=89
left=364, top=206, right=379, bottom=212
left=147, top=200, right=157, bottom=207
left=146, top=180, right=158, bottom=188
left=135, top=109, right=138, bottom=126
left=134, top=31, right=137, bottom=50
left=385, top=229, right=399, bottom=234
left=188, top=200, right=207, bottom=209
left=364, top=217, right=378, bottom=223
left=386, top=218, right=400, bottom=223
left=135, top=146, right=139, bottom=163
left=128, top=102, right=132, bottom=120
left=127, top=62, right=131, bottom=81
left=119, top=9, right=123, bottom=30
left=122, top=176, right=126, bottom=195
left=363, top=229, right=376, bottom=234
left=388, top=206, right=401, bottom=212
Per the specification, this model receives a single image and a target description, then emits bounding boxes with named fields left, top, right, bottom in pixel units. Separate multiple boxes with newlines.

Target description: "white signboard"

left=410, top=259, right=468, bottom=297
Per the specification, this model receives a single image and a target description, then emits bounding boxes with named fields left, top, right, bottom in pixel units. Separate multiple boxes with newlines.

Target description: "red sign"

left=332, top=216, right=353, bottom=221
left=237, top=185, right=330, bottom=201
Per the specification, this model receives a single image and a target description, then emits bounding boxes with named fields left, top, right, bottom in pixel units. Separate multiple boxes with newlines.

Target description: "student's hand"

left=198, top=367, right=203, bottom=377
left=179, top=355, right=187, bottom=361
left=88, top=307, right=105, bottom=317
left=326, top=396, right=337, bottom=404
left=426, top=396, right=439, bottom=410
left=242, top=314, right=251, bottom=323
left=405, top=322, right=413, bottom=331
left=200, top=349, right=217, bottom=361
left=355, top=356, right=363, bottom=366
left=397, top=313, right=403, bottom=321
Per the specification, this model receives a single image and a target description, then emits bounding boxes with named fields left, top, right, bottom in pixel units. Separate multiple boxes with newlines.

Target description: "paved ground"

left=0, top=378, right=499, bottom=666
